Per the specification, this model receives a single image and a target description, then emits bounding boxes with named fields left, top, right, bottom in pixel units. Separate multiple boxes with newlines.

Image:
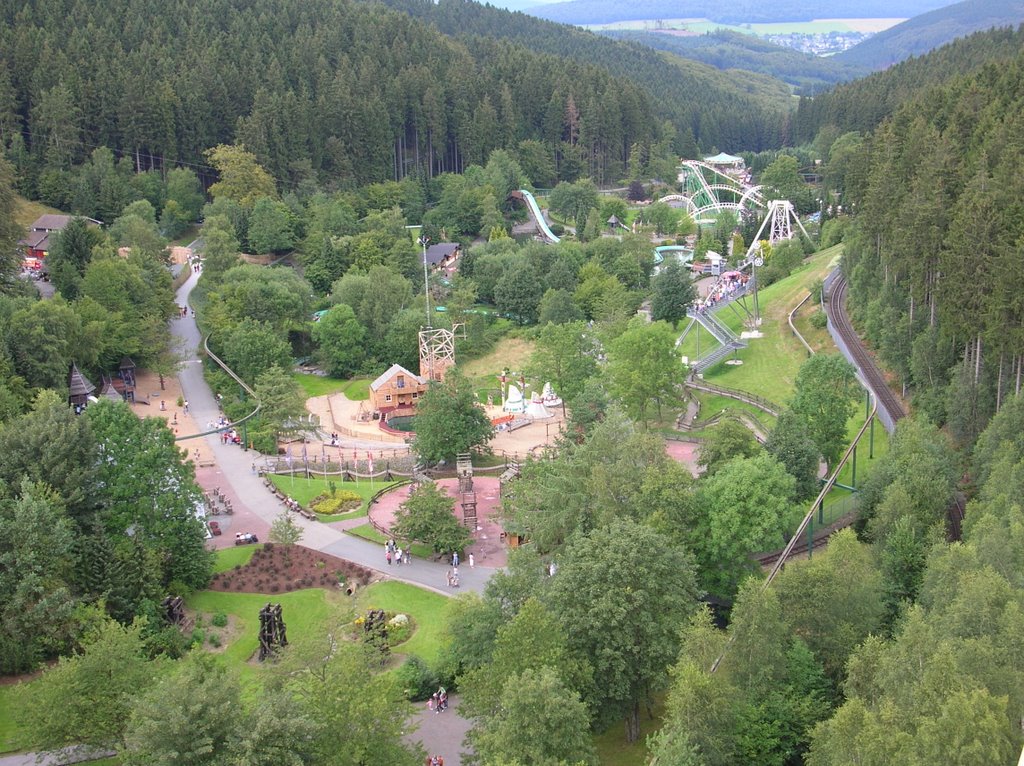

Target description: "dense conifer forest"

left=0, top=0, right=797, bottom=197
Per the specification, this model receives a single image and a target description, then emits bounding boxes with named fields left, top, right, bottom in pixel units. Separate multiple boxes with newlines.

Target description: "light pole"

left=418, top=234, right=431, bottom=327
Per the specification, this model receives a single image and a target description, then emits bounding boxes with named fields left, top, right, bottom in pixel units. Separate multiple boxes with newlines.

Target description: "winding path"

left=172, top=269, right=492, bottom=596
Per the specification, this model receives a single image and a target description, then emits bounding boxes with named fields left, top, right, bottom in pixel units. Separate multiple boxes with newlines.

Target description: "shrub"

left=143, top=625, right=192, bottom=660
left=211, top=611, right=228, bottom=628
left=386, top=614, right=414, bottom=647
left=191, top=628, right=205, bottom=645
left=166, top=579, right=194, bottom=598
left=208, top=633, right=221, bottom=648
left=810, top=309, right=828, bottom=329
left=394, top=656, right=438, bottom=701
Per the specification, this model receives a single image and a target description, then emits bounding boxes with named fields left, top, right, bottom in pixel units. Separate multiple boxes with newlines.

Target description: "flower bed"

left=310, top=489, right=361, bottom=515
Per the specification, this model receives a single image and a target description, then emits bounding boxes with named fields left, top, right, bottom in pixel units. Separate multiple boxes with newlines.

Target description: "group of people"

left=328, top=432, right=340, bottom=446
left=428, top=686, right=448, bottom=713
left=695, top=272, right=749, bottom=312
left=384, top=538, right=410, bottom=566
left=424, top=756, right=445, bottom=766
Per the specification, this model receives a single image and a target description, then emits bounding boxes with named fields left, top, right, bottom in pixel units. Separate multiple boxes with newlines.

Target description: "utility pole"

left=418, top=234, right=431, bottom=327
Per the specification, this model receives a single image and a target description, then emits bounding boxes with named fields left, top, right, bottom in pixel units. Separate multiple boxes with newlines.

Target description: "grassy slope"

left=13, top=196, right=62, bottom=229
left=460, top=336, right=536, bottom=397
left=0, top=683, right=28, bottom=753
left=699, top=246, right=841, bottom=405
left=292, top=374, right=371, bottom=400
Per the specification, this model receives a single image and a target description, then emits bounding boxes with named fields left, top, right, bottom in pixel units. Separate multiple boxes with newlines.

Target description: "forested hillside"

left=603, top=29, right=867, bottom=93
left=529, top=0, right=956, bottom=25
left=821, top=34, right=1024, bottom=444
left=380, top=0, right=792, bottom=155
left=792, top=25, right=1024, bottom=142
left=0, top=0, right=793, bottom=200
left=0, top=0, right=663, bottom=190
left=834, top=0, right=1024, bottom=70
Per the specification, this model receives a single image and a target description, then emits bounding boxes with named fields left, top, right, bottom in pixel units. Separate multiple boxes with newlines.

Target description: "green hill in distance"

left=834, top=0, right=1024, bottom=69
left=529, top=0, right=959, bottom=26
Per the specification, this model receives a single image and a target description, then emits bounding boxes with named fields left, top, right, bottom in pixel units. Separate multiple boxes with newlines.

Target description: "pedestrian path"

left=173, top=270, right=491, bottom=595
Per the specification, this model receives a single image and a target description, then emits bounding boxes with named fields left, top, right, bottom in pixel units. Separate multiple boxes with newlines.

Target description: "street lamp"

left=418, top=234, right=431, bottom=327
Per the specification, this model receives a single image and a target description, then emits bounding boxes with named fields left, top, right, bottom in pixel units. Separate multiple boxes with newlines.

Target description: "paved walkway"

left=409, top=694, right=470, bottom=766
left=172, top=270, right=492, bottom=596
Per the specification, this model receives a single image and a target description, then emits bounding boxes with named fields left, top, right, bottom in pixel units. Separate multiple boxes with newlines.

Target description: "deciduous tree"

left=545, top=518, right=698, bottom=742
left=392, top=481, right=471, bottom=555
left=790, top=354, right=858, bottom=471
left=606, top=319, right=683, bottom=423
left=413, top=370, right=493, bottom=464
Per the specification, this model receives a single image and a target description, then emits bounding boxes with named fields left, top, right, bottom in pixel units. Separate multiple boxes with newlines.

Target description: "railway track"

left=828, top=274, right=906, bottom=427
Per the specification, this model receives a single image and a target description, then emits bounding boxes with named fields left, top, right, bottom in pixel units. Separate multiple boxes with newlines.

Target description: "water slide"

left=518, top=189, right=560, bottom=243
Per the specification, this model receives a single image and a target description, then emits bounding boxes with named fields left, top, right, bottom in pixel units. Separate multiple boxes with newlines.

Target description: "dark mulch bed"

left=209, top=543, right=376, bottom=594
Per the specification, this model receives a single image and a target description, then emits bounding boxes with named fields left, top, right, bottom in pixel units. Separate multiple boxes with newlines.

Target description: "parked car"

left=208, top=520, right=222, bottom=536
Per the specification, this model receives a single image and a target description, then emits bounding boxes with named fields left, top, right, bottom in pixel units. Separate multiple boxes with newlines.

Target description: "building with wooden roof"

left=68, top=363, right=96, bottom=410
left=369, top=364, right=428, bottom=414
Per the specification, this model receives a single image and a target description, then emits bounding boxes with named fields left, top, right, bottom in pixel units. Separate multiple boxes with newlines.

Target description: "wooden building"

left=369, top=364, right=428, bottom=414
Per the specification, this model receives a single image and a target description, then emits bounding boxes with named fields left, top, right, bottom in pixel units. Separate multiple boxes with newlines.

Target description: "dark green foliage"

left=413, top=370, right=494, bottom=464
left=650, top=259, right=696, bottom=325
left=392, top=481, right=471, bottom=555
left=46, top=218, right=104, bottom=300
left=394, top=655, right=439, bottom=701
left=765, top=410, right=821, bottom=501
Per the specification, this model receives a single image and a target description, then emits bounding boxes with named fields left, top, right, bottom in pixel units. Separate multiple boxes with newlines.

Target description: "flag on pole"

left=368, top=451, right=374, bottom=474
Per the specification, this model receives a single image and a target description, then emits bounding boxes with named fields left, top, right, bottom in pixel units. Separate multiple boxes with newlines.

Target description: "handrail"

left=686, top=378, right=780, bottom=416
left=173, top=335, right=261, bottom=443
left=787, top=290, right=815, bottom=356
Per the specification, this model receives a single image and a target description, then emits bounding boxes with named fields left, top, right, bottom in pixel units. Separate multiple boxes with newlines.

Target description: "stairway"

left=686, top=308, right=746, bottom=373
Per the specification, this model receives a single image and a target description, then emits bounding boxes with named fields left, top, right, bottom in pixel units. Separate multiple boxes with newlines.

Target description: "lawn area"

left=341, top=378, right=371, bottom=400
left=355, top=581, right=450, bottom=665
left=267, top=475, right=402, bottom=520
left=693, top=246, right=842, bottom=405
left=0, top=682, right=30, bottom=753
left=691, top=391, right=777, bottom=433
left=212, top=544, right=259, bottom=573
left=291, top=372, right=351, bottom=398
left=461, top=336, right=536, bottom=384
left=346, top=523, right=434, bottom=561
left=13, top=195, right=62, bottom=229
left=593, top=695, right=665, bottom=766
left=187, top=588, right=335, bottom=677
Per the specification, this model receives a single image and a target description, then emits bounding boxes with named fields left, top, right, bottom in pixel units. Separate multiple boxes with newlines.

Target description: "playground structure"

left=659, top=160, right=765, bottom=224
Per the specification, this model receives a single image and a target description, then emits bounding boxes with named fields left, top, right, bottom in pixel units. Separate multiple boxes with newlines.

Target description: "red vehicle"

left=208, top=520, right=222, bottom=536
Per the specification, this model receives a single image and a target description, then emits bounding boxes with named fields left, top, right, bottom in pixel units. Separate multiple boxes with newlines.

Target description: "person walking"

left=385, top=546, right=392, bottom=566
left=469, top=553, right=474, bottom=568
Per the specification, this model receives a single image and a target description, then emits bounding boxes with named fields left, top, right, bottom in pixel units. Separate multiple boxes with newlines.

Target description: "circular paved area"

left=664, top=439, right=701, bottom=476
left=369, top=478, right=508, bottom=568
